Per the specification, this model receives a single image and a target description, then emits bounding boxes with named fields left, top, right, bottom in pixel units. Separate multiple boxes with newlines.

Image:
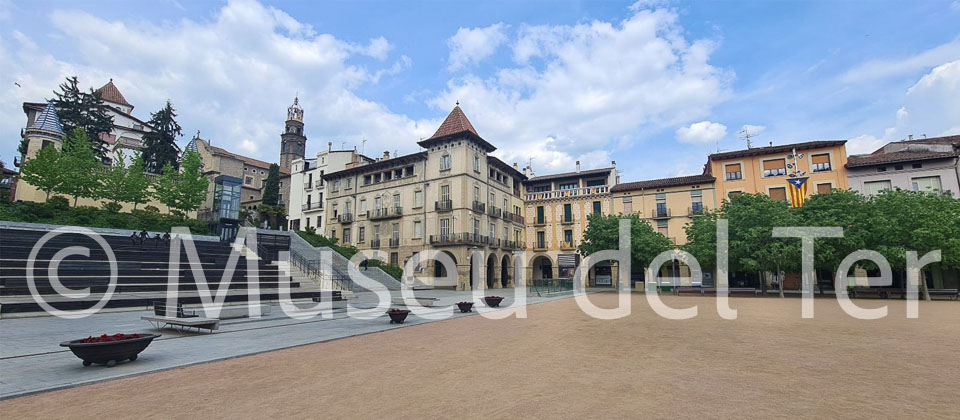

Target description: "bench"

left=849, top=288, right=890, bottom=299
left=674, top=286, right=705, bottom=296
left=196, top=304, right=272, bottom=319
left=926, top=288, right=959, bottom=300
left=391, top=297, right=440, bottom=307
left=141, top=301, right=219, bottom=333
left=700, top=287, right=759, bottom=296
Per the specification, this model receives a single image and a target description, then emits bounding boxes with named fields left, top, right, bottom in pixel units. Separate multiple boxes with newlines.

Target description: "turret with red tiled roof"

left=417, top=103, right=495, bottom=152
left=96, top=79, right=132, bottom=109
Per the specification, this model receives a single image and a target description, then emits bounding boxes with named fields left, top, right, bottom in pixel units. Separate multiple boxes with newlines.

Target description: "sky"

left=1, top=0, right=958, bottom=182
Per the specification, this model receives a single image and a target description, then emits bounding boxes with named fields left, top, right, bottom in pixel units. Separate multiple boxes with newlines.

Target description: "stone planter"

left=60, top=333, right=160, bottom=367
left=456, top=301, right=474, bottom=313
left=484, top=296, right=504, bottom=308
left=387, top=309, right=411, bottom=324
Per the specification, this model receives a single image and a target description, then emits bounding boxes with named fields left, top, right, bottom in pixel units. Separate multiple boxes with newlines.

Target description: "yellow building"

left=610, top=174, right=716, bottom=245
left=522, top=164, right=618, bottom=286
left=707, top=140, right=849, bottom=201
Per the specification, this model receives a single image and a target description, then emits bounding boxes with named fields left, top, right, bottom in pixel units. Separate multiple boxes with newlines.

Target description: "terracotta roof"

left=96, top=79, right=132, bottom=107
left=709, top=140, right=847, bottom=161
left=417, top=105, right=495, bottom=152
left=611, top=174, right=715, bottom=192
left=206, top=142, right=290, bottom=175
left=846, top=151, right=959, bottom=168
left=524, top=167, right=615, bottom=184
left=27, top=101, right=64, bottom=135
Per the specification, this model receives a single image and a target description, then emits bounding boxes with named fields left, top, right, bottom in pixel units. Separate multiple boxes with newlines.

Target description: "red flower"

left=80, top=333, right=140, bottom=343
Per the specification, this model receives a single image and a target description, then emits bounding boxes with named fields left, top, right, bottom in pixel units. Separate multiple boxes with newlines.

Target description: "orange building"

left=706, top=140, right=849, bottom=202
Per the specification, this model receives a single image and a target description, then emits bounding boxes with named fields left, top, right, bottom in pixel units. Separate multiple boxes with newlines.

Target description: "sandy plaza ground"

left=1, top=293, right=958, bottom=419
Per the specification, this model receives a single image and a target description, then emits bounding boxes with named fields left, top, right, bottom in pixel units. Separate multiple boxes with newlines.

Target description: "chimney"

left=512, top=162, right=519, bottom=170
left=576, top=161, right=581, bottom=173
left=328, top=142, right=332, bottom=152
left=383, top=150, right=390, bottom=160
left=908, top=134, right=914, bottom=141
left=611, top=160, right=616, bottom=168
left=522, top=166, right=529, bottom=177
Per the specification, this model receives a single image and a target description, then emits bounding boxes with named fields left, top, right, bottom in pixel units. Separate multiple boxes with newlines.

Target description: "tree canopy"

left=141, top=101, right=183, bottom=173
left=53, top=76, right=114, bottom=159
left=578, top=213, right=673, bottom=270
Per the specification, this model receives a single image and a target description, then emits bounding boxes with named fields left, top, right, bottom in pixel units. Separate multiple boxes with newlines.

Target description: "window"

left=536, top=206, right=545, bottom=224
left=305, top=217, right=310, bottom=228
left=345, top=178, right=352, bottom=188
left=728, top=191, right=742, bottom=198
left=358, top=227, right=365, bottom=243
left=474, top=186, right=480, bottom=203
left=622, top=196, right=633, bottom=214
left=245, top=176, right=253, bottom=185
left=393, top=193, right=401, bottom=209
left=912, top=176, right=942, bottom=193
left=593, top=201, right=601, bottom=215
left=331, top=229, right=336, bottom=240
left=563, top=230, right=573, bottom=246
left=536, top=231, right=545, bottom=249
left=691, top=201, right=704, bottom=214
left=724, top=164, right=742, bottom=181
left=769, top=187, right=787, bottom=201
left=912, top=163, right=923, bottom=169
left=811, top=153, right=831, bottom=172
left=392, top=223, right=400, bottom=240
left=414, top=221, right=422, bottom=238
left=816, top=183, right=832, bottom=195
left=490, top=223, right=496, bottom=239
left=586, top=179, right=605, bottom=187
left=441, top=185, right=450, bottom=202
left=414, top=190, right=423, bottom=207
left=503, top=226, right=508, bottom=241
left=762, top=159, right=787, bottom=177
left=373, top=226, right=380, bottom=241
left=360, top=199, right=367, bottom=214
left=375, top=196, right=382, bottom=211
left=473, top=219, right=480, bottom=236
left=876, top=167, right=887, bottom=172
left=440, top=218, right=450, bottom=237
left=489, top=191, right=495, bottom=208
left=332, top=179, right=340, bottom=191
left=563, top=204, right=572, bottom=222
left=440, top=154, right=451, bottom=171
left=390, top=253, right=399, bottom=266
left=657, top=219, right=668, bottom=236
left=474, top=154, right=480, bottom=172
left=864, top=180, right=892, bottom=195
left=332, top=203, right=338, bottom=217
left=531, top=185, right=550, bottom=192
left=342, top=228, right=351, bottom=244
left=559, top=182, right=578, bottom=190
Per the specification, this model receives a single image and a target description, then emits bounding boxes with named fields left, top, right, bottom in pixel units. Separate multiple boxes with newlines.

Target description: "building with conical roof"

left=96, top=79, right=133, bottom=114
left=317, top=104, right=526, bottom=291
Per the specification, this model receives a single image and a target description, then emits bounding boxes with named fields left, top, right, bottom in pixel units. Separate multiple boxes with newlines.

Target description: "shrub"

left=144, top=205, right=160, bottom=213
left=0, top=200, right=213, bottom=235
left=47, top=196, right=70, bottom=210
left=102, top=202, right=123, bottom=212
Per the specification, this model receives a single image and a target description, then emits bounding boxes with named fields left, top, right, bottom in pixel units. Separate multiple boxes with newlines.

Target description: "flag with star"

left=787, top=177, right=809, bottom=208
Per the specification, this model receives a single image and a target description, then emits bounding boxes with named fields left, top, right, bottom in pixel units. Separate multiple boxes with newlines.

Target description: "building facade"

left=321, top=105, right=527, bottom=290
left=610, top=174, right=717, bottom=245
left=522, top=164, right=618, bottom=286
left=846, top=135, right=960, bottom=197
left=707, top=140, right=849, bottom=202
left=288, top=143, right=372, bottom=233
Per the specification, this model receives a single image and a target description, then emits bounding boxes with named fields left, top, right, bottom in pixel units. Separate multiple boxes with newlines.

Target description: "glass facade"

left=213, top=176, right=242, bottom=221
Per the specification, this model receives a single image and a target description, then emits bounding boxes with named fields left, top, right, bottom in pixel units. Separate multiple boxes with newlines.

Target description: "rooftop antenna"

left=738, top=127, right=757, bottom=149
left=341, top=141, right=347, bottom=149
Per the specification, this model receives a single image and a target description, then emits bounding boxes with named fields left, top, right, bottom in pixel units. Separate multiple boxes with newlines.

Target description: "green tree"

left=99, top=150, right=129, bottom=208
left=17, top=143, right=64, bottom=200
left=141, top=101, right=182, bottom=173
left=58, top=128, right=103, bottom=207
left=151, top=150, right=209, bottom=216
left=682, top=208, right=719, bottom=271
left=125, top=151, right=153, bottom=210
left=261, top=163, right=281, bottom=206
left=53, top=76, right=114, bottom=159
left=578, top=213, right=673, bottom=275
left=721, top=193, right=801, bottom=296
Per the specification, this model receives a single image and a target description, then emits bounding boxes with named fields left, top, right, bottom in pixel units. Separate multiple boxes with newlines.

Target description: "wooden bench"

left=674, top=286, right=705, bottom=296
left=700, top=287, right=759, bottom=296
left=141, top=301, right=219, bottom=333
left=928, top=288, right=959, bottom=300
left=849, top=288, right=890, bottom=299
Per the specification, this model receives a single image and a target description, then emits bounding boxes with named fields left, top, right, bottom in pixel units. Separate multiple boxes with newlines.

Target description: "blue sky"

left=2, top=0, right=958, bottom=182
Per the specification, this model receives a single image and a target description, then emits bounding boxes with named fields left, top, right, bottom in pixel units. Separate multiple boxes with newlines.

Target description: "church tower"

left=280, top=96, right=306, bottom=172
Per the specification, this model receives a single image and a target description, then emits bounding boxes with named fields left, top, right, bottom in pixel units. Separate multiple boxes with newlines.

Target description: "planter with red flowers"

left=456, top=301, right=474, bottom=313
left=60, top=333, right=160, bottom=367
left=386, top=308, right=411, bottom=324
left=484, top=296, right=504, bottom=307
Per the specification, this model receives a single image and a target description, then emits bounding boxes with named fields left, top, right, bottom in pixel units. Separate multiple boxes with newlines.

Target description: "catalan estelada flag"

left=787, top=177, right=809, bottom=207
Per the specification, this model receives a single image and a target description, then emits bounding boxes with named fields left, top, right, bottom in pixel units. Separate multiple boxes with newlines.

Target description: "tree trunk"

left=778, top=265, right=784, bottom=298
left=73, top=196, right=79, bottom=207
left=920, top=271, right=932, bottom=301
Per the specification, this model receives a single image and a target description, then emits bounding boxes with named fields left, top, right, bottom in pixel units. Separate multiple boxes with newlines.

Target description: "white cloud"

left=740, top=124, right=766, bottom=136
left=446, top=23, right=508, bottom=71
left=0, top=0, right=431, bottom=164
left=846, top=134, right=885, bottom=155
left=841, top=40, right=960, bottom=83
left=435, top=7, right=730, bottom=172
left=676, top=121, right=726, bottom=144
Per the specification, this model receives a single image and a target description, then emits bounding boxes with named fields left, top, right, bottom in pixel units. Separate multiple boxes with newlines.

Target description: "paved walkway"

left=0, top=289, right=579, bottom=399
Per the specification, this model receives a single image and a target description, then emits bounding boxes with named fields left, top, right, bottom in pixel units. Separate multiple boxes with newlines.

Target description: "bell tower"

left=280, top=96, right=306, bottom=172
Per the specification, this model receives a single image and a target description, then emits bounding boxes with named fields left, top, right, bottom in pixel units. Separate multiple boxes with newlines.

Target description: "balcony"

left=472, top=201, right=486, bottom=213
left=534, top=243, right=547, bottom=251
left=652, top=207, right=671, bottom=219
left=488, top=206, right=502, bottom=218
left=560, top=216, right=574, bottom=225
left=304, top=181, right=313, bottom=190
left=688, top=205, right=707, bottom=216
left=314, top=180, right=324, bottom=189
left=370, top=206, right=403, bottom=220
left=337, top=213, right=354, bottom=223
left=525, top=185, right=609, bottom=202
left=369, top=239, right=381, bottom=249
left=502, top=240, right=520, bottom=250
left=429, top=233, right=489, bottom=247
left=489, top=238, right=500, bottom=248
left=560, top=241, right=576, bottom=250
left=389, top=238, right=400, bottom=248
left=510, top=213, right=524, bottom=224
left=302, top=202, right=323, bottom=212
left=435, top=200, right=453, bottom=212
